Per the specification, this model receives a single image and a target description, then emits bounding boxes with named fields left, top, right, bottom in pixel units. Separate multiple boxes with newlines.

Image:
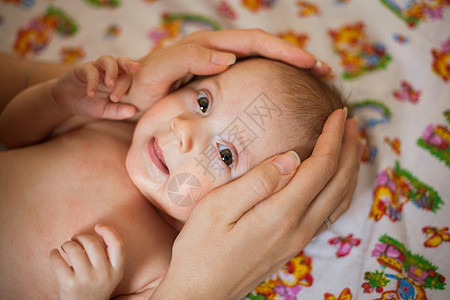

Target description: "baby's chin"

left=151, top=197, right=193, bottom=231
left=158, top=197, right=193, bottom=220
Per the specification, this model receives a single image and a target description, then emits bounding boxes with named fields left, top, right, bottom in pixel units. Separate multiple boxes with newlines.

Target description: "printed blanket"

left=0, top=1, right=448, bottom=299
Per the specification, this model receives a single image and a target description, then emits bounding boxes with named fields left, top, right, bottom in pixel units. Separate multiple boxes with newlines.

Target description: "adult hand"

left=126, top=29, right=331, bottom=117
left=151, top=109, right=361, bottom=300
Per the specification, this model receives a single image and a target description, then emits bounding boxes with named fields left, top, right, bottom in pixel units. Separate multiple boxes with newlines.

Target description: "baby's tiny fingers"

left=74, top=63, right=100, bottom=98
left=61, top=240, right=91, bottom=276
left=95, top=225, right=125, bottom=272
left=94, top=55, right=118, bottom=88
left=101, top=102, right=136, bottom=120
left=109, top=74, right=132, bottom=102
left=49, top=248, right=74, bottom=280
left=71, top=233, right=109, bottom=270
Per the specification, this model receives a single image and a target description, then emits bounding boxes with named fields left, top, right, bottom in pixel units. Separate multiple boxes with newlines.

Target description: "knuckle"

left=75, top=233, right=95, bottom=243
left=338, top=171, right=352, bottom=189
left=283, top=210, right=302, bottom=233
left=186, top=30, right=204, bottom=40
left=100, top=54, right=114, bottom=62
left=321, top=153, right=339, bottom=179
left=247, top=167, right=278, bottom=198
left=96, top=271, right=109, bottom=283
left=62, top=240, right=76, bottom=250
left=249, top=28, right=267, bottom=36
left=182, top=43, right=202, bottom=56
left=116, top=238, right=125, bottom=252
left=62, top=278, right=78, bottom=293
left=343, top=196, right=352, bottom=211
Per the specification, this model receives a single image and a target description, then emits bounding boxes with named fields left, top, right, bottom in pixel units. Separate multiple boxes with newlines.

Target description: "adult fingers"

left=181, top=29, right=331, bottom=77
left=230, top=109, right=347, bottom=254
left=199, top=151, right=301, bottom=225
left=301, top=118, right=360, bottom=237
left=138, top=43, right=236, bottom=88
left=95, top=224, right=125, bottom=271
left=317, top=133, right=363, bottom=236
left=314, top=157, right=360, bottom=236
left=267, top=108, right=347, bottom=217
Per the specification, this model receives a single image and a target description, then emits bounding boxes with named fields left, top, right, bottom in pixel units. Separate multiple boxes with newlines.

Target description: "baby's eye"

left=217, top=143, right=233, bottom=168
left=197, top=91, right=210, bottom=114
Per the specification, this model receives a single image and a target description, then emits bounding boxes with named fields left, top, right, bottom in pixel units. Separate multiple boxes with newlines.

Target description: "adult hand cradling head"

left=132, top=29, right=360, bottom=299
left=0, top=28, right=360, bottom=300
left=124, top=29, right=332, bottom=119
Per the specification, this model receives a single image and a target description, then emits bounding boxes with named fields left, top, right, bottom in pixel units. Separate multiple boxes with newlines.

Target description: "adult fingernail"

left=352, top=115, right=359, bottom=131
left=272, top=151, right=301, bottom=175
left=358, top=137, right=366, bottom=158
left=343, top=107, right=348, bottom=125
left=211, top=52, right=236, bottom=66
left=314, top=60, right=322, bottom=68
left=312, top=59, right=331, bottom=73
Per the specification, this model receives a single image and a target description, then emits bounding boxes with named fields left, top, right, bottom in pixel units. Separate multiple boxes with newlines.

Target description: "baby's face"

left=126, top=59, right=298, bottom=222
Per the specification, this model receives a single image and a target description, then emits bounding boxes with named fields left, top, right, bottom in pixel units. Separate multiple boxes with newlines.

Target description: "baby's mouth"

left=150, top=137, right=169, bottom=174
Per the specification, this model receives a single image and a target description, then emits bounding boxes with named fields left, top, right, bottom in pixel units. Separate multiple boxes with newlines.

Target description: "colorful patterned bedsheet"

left=0, top=1, right=448, bottom=299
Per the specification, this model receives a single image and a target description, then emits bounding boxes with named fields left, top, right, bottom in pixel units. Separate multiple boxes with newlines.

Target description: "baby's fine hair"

left=264, top=59, right=346, bottom=160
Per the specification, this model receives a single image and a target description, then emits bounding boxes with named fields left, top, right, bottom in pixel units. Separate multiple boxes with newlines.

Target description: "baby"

left=0, top=55, right=344, bottom=299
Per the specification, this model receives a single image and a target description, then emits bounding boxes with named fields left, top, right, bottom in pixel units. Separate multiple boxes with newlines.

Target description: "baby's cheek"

left=194, top=168, right=231, bottom=200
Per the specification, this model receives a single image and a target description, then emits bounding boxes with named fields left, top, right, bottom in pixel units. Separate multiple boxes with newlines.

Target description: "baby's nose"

left=170, top=117, right=193, bottom=153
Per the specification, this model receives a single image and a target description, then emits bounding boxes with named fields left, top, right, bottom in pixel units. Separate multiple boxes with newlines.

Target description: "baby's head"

left=126, top=58, right=345, bottom=224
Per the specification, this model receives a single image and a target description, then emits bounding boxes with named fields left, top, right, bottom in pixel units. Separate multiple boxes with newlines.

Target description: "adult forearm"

left=0, top=79, right=73, bottom=148
left=0, top=53, right=72, bottom=113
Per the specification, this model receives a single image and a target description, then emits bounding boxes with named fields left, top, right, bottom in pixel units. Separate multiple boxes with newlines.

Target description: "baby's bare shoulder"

left=52, top=117, right=134, bottom=139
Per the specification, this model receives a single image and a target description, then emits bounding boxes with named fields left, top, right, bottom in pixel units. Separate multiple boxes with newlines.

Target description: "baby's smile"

left=148, top=137, right=169, bottom=175
left=126, top=58, right=301, bottom=222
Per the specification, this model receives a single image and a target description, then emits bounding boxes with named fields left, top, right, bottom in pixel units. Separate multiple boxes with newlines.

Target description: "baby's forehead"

left=202, top=58, right=279, bottom=83
left=223, top=58, right=277, bottom=77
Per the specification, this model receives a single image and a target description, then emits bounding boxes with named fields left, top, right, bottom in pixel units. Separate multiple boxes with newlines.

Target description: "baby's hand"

left=49, top=225, right=125, bottom=300
left=53, top=55, right=140, bottom=120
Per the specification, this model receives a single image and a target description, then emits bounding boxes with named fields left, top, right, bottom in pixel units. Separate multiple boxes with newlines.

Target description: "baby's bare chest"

left=0, top=124, right=177, bottom=298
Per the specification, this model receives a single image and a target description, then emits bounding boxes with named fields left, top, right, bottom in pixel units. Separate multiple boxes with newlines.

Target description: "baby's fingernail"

left=272, top=151, right=301, bottom=175
left=352, top=116, right=359, bottom=131
left=211, top=52, right=236, bottom=66
left=110, top=93, right=119, bottom=101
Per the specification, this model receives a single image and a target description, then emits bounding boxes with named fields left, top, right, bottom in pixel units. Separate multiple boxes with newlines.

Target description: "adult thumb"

left=204, top=151, right=301, bottom=224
